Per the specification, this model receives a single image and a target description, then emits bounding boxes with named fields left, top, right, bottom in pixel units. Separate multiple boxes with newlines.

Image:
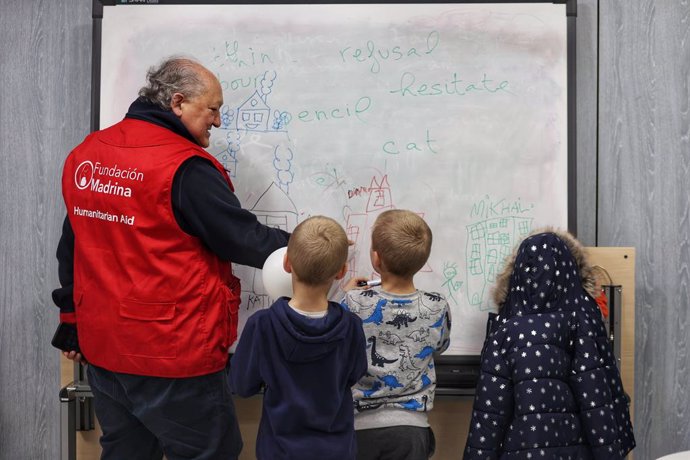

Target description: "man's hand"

left=62, top=350, right=87, bottom=365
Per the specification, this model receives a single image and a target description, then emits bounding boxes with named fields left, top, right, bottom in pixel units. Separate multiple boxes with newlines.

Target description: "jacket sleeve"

left=229, top=315, right=264, bottom=397
left=463, top=329, right=514, bottom=460
left=436, top=300, right=452, bottom=353
left=173, top=157, right=290, bottom=268
left=51, top=216, right=77, bottom=324
left=347, top=317, right=368, bottom=387
left=568, top=310, right=625, bottom=460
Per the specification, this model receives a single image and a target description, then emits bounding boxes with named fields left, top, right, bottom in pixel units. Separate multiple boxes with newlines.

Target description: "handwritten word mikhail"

left=470, top=196, right=534, bottom=220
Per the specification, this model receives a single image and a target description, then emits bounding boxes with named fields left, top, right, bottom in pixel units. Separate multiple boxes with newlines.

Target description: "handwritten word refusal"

left=339, top=31, right=440, bottom=74
left=390, top=72, right=509, bottom=97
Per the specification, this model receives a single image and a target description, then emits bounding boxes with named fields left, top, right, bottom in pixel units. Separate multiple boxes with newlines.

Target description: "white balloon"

left=262, top=247, right=293, bottom=299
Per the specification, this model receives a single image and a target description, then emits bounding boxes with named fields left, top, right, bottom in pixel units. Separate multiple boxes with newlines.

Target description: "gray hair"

left=138, top=56, right=208, bottom=109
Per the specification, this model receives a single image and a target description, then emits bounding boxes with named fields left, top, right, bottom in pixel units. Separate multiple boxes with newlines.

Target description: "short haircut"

left=287, top=216, right=349, bottom=285
left=138, top=56, right=210, bottom=109
left=371, top=209, right=432, bottom=277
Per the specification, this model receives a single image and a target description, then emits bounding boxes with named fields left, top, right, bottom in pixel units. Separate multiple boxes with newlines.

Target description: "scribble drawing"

left=218, top=129, right=240, bottom=177
left=310, top=165, right=346, bottom=191
left=220, top=105, right=235, bottom=130
left=272, top=111, right=291, bottom=130
left=465, top=216, right=532, bottom=311
left=241, top=182, right=299, bottom=309
left=343, top=213, right=369, bottom=286
left=273, top=144, right=294, bottom=194
left=341, top=178, right=435, bottom=294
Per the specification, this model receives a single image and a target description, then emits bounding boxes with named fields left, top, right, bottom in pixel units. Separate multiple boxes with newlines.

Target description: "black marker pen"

left=357, top=279, right=381, bottom=287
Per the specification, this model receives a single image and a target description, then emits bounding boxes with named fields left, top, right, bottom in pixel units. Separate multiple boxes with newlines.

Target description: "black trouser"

left=356, top=426, right=436, bottom=460
left=87, top=363, right=243, bottom=460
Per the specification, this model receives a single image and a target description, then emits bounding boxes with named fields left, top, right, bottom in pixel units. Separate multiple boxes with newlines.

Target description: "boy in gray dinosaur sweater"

left=341, top=209, right=451, bottom=460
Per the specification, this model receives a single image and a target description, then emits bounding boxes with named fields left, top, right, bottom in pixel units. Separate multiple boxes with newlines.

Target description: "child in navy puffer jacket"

left=464, top=230, right=635, bottom=460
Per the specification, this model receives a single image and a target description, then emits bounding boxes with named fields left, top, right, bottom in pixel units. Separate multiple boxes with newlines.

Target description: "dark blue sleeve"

left=52, top=216, right=75, bottom=317
left=348, top=317, right=368, bottom=386
left=229, top=315, right=264, bottom=397
left=172, top=157, right=290, bottom=268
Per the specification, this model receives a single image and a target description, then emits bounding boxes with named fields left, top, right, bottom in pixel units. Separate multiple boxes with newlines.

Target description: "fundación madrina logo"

left=75, top=160, right=94, bottom=190
left=73, top=160, right=142, bottom=198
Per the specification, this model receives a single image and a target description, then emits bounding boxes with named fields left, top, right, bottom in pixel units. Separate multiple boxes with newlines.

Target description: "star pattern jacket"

left=464, top=231, right=635, bottom=460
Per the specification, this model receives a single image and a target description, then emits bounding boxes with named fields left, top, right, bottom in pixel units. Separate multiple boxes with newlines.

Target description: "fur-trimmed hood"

left=492, top=228, right=597, bottom=314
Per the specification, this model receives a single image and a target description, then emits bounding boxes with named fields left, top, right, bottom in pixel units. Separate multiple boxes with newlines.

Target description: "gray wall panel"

left=576, top=0, right=599, bottom=245
left=599, top=0, right=690, bottom=458
left=7, top=0, right=690, bottom=458
left=0, top=0, right=91, bottom=458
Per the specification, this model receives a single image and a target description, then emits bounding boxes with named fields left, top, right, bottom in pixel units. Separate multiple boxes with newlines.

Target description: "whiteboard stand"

left=603, top=284, right=624, bottom=370
left=59, top=361, right=95, bottom=460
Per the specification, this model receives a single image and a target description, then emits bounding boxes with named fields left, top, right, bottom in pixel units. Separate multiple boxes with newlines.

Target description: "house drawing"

left=236, top=91, right=271, bottom=131
left=242, top=182, right=299, bottom=308
left=366, top=175, right=393, bottom=213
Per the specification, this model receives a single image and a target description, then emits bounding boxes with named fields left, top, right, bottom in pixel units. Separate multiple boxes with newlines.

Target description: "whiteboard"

left=98, top=2, right=570, bottom=356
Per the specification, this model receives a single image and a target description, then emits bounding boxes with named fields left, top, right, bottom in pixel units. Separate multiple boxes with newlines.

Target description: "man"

left=52, top=56, right=290, bottom=459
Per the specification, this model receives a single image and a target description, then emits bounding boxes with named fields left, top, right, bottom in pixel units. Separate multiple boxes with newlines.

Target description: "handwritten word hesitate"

left=470, top=196, right=534, bottom=220
left=339, top=31, right=440, bottom=74
left=390, top=72, right=509, bottom=97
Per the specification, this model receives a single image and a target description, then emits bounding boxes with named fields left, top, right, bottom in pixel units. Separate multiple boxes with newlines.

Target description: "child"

left=230, top=216, right=368, bottom=460
left=463, top=230, right=635, bottom=459
left=341, top=209, right=452, bottom=460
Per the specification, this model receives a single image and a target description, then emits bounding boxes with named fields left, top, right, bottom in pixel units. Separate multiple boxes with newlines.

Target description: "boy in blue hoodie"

left=230, top=215, right=368, bottom=460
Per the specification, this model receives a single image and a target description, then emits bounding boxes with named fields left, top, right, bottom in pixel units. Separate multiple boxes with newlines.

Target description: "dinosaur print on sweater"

left=368, top=336, right=398, bottom=367
left=341, top=287, right=451, bottom=422
left=386, top=310, right=417, bottom=329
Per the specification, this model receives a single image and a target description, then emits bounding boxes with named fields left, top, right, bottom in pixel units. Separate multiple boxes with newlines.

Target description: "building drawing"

left=465, top=216, right=532, bottom=311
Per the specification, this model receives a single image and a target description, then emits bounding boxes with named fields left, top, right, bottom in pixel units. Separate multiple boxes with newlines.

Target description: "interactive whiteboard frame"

left=90, top=0, right=577, bottom=391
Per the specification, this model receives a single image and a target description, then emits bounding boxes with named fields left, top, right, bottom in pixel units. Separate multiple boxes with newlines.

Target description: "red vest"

left=62, top=119, right=240, bottom=377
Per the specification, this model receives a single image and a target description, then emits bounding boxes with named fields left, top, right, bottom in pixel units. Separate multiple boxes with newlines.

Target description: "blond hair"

left=371, top=209, right=432, bottom=277
left=287, top=216, right=348, bottom=285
